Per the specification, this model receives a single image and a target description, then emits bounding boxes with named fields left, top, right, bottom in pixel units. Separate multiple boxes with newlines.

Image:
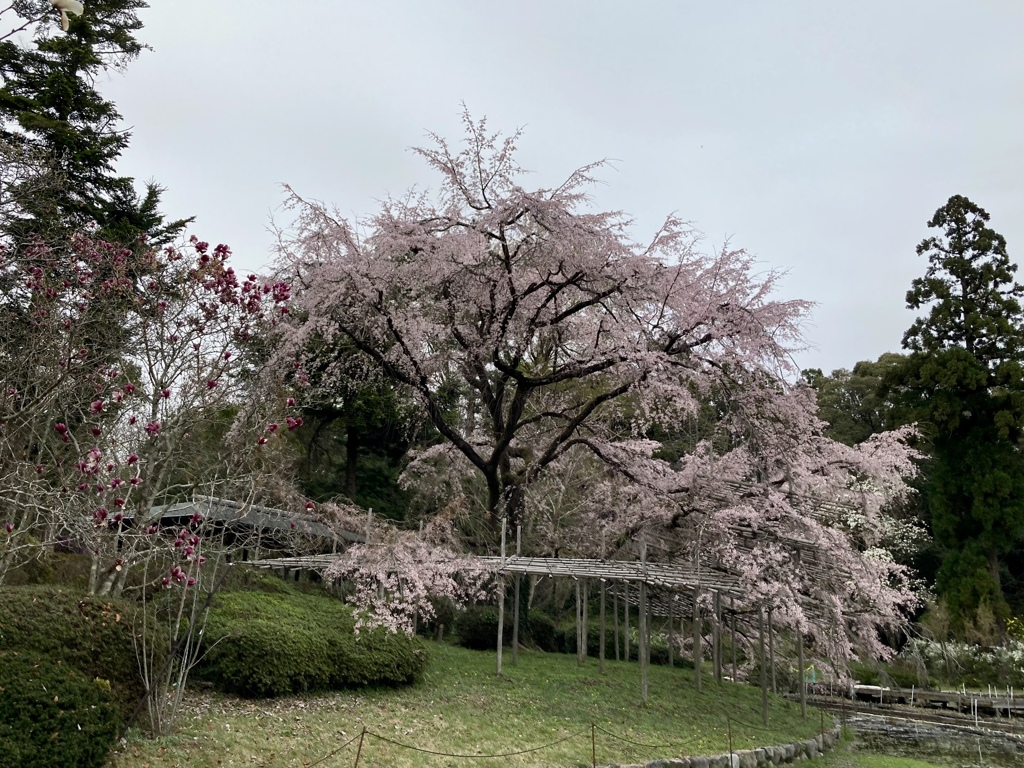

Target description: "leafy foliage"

left=198, top=590, right=428, bottom=697
left=0, top=586, right=162, bottom=718
left=0, top=648, right=120, bottom=768
left=895, top=195, right=1024, bottom=627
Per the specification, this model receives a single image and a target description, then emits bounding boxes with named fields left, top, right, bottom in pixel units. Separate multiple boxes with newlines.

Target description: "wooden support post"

left=576, top=579, right=583, bottom=665
left=713, top=591, right=722, bottom=685
left=496, top=574, right=505, bottom=675
left=618, top=581, right=626, bottom=663
left=768, top=606, right=777, bottom=694
left=759, top=605, right=769, bottom=727
left=613, top=590, right=620, bottom=661
left=639, top=580, right=648, bottom=703
left=693, top=586, right=702, bottom=693
left=797, top=625, right=807, bottom=719
left=599, top=579, right=607, bottom=674
left=512, top=525, right=521, bottom=667
left=668, top=595, right=675, bottom=668
left=582, top=578, right=589, bottom=661
left=497, top=518, right=506, bottom=676
left=730, top=596, right=737, bottom=681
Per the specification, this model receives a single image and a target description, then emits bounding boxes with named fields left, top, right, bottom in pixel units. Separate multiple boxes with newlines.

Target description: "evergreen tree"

left=898, top=194, right=1024, bottom=628
left=0, top=0, right=190, bottom=245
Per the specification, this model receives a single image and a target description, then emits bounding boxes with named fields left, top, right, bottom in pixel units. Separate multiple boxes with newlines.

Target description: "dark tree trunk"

left=345, top=426, right=359, bottom=499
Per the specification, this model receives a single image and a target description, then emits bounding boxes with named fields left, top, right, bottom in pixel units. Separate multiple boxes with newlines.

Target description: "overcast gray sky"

left=100, top=1, right=1024, bottom=375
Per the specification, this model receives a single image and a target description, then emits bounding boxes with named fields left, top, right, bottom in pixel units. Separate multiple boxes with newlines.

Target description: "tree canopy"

left=896, top=194, right=1024, bottom=629
left=274, top=114, right=919, bottom=658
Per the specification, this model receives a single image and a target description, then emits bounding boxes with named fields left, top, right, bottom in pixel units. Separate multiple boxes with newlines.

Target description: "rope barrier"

left=300, top=708, right=828, bottom=766
left=364, top=726, right=590, bottom=759
left=305, top=732, right=362, bottom=768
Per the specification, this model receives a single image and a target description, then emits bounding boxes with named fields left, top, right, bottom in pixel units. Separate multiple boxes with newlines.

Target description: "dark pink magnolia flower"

left=289, top=521, right=296, bottom=529
left=286, top=417, right=299, bottom=431
left=223, top=350, right=232, bottom=360
left=206, top=380, right=218, bottom=389
left=90, top=400, right=104, bottom=414
left=128, top=415, right=137, bottom=425
left=257, top=436, right=268, bottom=446
left=161, top=388, right=171, bottom=399
left=124, top=383, right=136, bottom=394
left=161, top=577, right=171, bottom=588
left=114, top=498, right=125, bottom=508
left=110, top=478, right=123, bottom=488
left=90, top=427, right=102, bottom=437
left=305, top=501, right=315, bottom=510
left=54, top=422, right=69, bottom=438
left=112, top=512, right=123, bottom=523
left=95, top=483, right=105, bottom=493
left=266, top=423, right=279, bottom=433
left=287, top=397, right=296, bottom=406
left=198, top=556, right=207, bottom=566
left=146, top=525, right=158, bottom=535
left=189, top=534, right=199, bottom=546
left=77, top=483, right=89, bottom=491
left=184, top=546, right=194, bottom=557
left=144, top=421, right=161, bottom=436
left=130, top=476, right=141, bottom=486
left=187, top=577, right=196, bottom=587
left=93, top=508, right=108, bottom=522
left=4, top=523, right=13, bottom=533
left=127, top=454, right=139, bottom=465
left=34, top=464, right=44, bottom=474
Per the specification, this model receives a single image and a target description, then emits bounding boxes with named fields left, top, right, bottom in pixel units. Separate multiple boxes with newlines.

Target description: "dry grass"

left=111, top=642, right=826, bottom=768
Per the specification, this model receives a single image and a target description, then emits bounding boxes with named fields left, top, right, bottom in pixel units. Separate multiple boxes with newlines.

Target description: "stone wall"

left=611, top=725, right=842, bottom=768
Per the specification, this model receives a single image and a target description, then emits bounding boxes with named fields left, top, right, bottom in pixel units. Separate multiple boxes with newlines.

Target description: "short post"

left=591, top=722, right=597, bottom=768
left=727, top=714, right=734, bottom=768
left=354, top=727, right=366, bottom=768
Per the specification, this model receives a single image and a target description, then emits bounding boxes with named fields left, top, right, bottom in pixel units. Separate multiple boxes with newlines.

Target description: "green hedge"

left=0, top=649, right=120, bottom=768
left=454, top=605, right=515, bottom=651
left=198, top=591, right=428, bottom=697
left=0, top=586, right=161, bottom=719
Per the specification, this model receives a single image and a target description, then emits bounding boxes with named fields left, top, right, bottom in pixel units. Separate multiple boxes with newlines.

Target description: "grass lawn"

left=111, top=642, right=829, bottom=768
left=805, top=742, right=950, bottom=768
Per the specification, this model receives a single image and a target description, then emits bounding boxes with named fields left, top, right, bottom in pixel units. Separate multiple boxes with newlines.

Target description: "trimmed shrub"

left=455, top=605, right=514, bottom=651
left=0, top=586, right=162, bottom=719
left=0, top=649, right=120, bottom=768
left=199, top=591, right=427, bottom=697
left=527, top=613, right=557, bottom=652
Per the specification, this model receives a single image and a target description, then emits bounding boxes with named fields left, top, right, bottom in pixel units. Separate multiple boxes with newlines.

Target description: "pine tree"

left=0, top=0, right=190, bottom=245
left=899, top=195, right=1024, bottom=629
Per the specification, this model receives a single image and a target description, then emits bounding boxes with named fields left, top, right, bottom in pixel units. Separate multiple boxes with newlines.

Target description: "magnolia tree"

left=275, top=114, right=920, bottom=662
left=0, top=231, right=298, bottom=593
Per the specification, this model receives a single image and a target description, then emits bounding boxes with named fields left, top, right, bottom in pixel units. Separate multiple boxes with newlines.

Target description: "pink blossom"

left=144, top=421, right=161, bottom=436
left=90, top=399, right=104, bottom=414
left=161, top=388, right=171, bottom=399
left=127, top=454, right=139, bottom=465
